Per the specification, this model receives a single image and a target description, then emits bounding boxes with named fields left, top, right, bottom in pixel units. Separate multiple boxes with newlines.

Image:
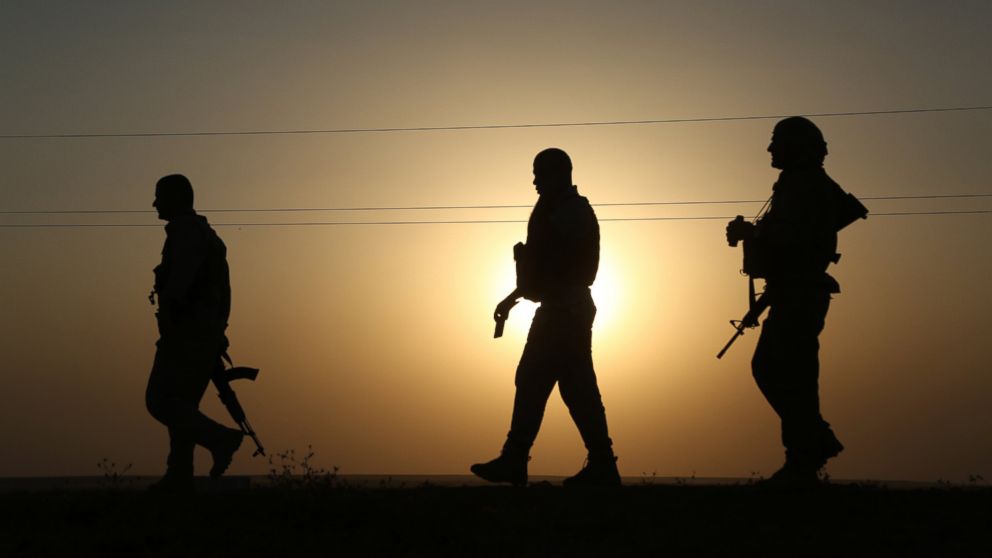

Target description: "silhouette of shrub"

left=266, top=445, right=339, bottom=490
left=96, top=458, right=132, bottom=490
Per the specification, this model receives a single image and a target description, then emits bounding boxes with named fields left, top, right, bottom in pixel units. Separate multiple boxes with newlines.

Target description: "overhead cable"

left=2, top=105, right=990, bottom=140
left=2, top=193, right=989, bottom=215
left=1, top=209, right=990, bottom=228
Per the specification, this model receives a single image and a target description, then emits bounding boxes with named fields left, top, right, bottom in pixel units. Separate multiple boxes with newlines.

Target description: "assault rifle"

left=716, top=277, right=769, bottom=359
left=717, top=183, right=868, bottom=359
left=215, top=354, right=266, bottom=457
left=718, top=208, right=770, bottom=359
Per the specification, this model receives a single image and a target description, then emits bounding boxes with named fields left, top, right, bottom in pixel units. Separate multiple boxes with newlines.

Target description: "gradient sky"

left=1, top=1, right=990, bottom=481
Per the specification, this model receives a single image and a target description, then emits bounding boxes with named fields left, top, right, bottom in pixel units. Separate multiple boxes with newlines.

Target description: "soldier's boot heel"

left=563, top=456, right=621, bottom=487
left=209, top=428, right=244, bottom=479
left=470, top=453, right=528, bottom=486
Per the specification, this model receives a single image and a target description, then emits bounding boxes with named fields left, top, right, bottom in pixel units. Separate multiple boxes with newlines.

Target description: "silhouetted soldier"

left=726, top=118, right=850, bottom=487
left=472, top=148, right=620, bottom=487
left=145, top=174, right=243, bottom=492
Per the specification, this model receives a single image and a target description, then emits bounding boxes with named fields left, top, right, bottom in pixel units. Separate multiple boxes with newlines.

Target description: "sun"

left=590, top=255, right=620, bottom=334
left=491, top=255, right=622, bottom=337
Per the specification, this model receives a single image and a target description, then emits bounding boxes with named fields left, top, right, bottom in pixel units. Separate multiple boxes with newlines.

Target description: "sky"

left=1, top=1, right=990, bottom=482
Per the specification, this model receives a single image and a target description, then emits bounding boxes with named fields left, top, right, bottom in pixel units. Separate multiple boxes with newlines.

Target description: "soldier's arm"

left=495, top=288, right=522, bottom=320
left=160, top=222, right=206, bottom=305
left=550, top=198, right=599, bottom=275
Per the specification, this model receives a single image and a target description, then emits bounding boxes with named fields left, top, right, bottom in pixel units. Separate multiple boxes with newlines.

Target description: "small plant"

left=266, top=445, right=340, bottom=490
left=96, top=458, right=133, bottom=490
left=378, top=476, right=401, bottom=488
left=640, top=470, right=658, bottom=486
left=851, top=479, right=883, bottom=490
left=673, top=471, right=695, bottom=487
left=746, top=470, right=764, bottom=485
left=967, top=474, right=985, bottom=485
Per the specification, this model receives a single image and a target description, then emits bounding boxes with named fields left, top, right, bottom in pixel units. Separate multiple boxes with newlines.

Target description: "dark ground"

left=1, top=479, right=989, bottom=557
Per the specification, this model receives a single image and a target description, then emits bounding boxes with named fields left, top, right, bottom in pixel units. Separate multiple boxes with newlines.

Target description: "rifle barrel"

left=716, top=327, right=745, bottom=359
left=241, top=418, right=266, bottom=457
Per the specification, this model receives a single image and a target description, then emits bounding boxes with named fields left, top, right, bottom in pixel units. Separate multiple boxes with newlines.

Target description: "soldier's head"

left=533, top=148, right=573, bottom=197
left=153, top=174, right=194, bottom=221
left=768, top=117, right=828, bottom=170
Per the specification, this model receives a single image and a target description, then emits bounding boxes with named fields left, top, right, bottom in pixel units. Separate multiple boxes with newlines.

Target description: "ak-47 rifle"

left=215, top=354, right=266, bottom=457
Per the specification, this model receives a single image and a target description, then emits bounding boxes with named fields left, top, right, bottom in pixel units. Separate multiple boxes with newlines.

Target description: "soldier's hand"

left=726, top=216, right=755, bottom=246
left=494, top=296, right=519, bottom=323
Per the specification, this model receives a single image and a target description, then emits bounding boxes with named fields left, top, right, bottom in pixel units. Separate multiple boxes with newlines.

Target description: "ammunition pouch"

left=743, top=184, right=867, bottom=279
left=742, top=237, right=771, bottom=279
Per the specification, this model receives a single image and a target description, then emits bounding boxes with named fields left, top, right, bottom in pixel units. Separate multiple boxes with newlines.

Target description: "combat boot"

left=818, top=430, right=844, bottom=465
left=209, top=428, right=244, bottom=479
left=563, top=456, right=621, bottom=487
left=470, top=452, right=528, bottom=486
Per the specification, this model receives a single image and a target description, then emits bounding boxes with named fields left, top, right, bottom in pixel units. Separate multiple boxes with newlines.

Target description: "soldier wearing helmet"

left=726, top=117, right=851, bottom=486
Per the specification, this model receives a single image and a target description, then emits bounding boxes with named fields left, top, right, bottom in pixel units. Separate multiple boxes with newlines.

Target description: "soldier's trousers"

left=752, top=289, right=840, bottom=468
left=502, top=301, right=614, bottom=460
left=146, top=338, right=231, bottom=476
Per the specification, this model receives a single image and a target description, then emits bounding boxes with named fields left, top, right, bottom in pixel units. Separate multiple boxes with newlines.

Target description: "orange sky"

left=1, top=2, right=991, bottom=481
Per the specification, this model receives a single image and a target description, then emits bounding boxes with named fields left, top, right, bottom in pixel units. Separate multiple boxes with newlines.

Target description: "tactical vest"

left=153, top=213, right=231, bottom=337
left=516, top=188, right=599, bottom=302
left=744, top=168, right=866, bottom=287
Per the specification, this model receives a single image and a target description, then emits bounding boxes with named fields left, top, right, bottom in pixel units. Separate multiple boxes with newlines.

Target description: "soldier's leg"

left=503, top=309, right=559, bottom=458
left=751, top=308, right=791, bottom=421
left=558, top=303, right=620, bottom=486
left=165, top=426, right=195, bottom=477
left=784, top=293, right=842, bottom=467
left=146, top=342, right=234, bottom=474
left=559, top=369, right=614, bottom=458
left=472, top=310, right=557, bottom=485
left=147, top=345, right=195, bottom=477
left=752, top=293, right=838, bottom=469
left=557, top=306, right=613, bottom=460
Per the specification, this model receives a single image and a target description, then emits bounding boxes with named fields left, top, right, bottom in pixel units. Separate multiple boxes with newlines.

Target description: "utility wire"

left=1, top=210, right=990, bottom=228
left=2, top=106, right=990, bottom=140
left=2, top=193, right=989, bottom=215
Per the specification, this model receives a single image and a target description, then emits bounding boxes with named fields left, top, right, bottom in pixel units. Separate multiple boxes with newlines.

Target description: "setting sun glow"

left=1, top=2, right=990, bottom=484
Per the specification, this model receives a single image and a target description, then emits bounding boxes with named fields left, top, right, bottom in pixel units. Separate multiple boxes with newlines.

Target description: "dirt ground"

left=2, top=481, right=989, bottom=557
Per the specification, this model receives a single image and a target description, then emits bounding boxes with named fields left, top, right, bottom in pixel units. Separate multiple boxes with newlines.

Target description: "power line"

left=869, top=210, right=992, bottom=217
left=1, top=210, right=989, bottom=228
left=2, top=106, right=990, bottom=140
left=2, top=193, right=989, bottom=215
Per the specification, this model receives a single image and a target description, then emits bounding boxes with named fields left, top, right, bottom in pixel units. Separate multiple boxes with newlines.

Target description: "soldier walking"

left=472, top=148, right=620, bottom=487
left=726, top=118, right=863, bottom=486
left=146, top=174, right=243, bottom=492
